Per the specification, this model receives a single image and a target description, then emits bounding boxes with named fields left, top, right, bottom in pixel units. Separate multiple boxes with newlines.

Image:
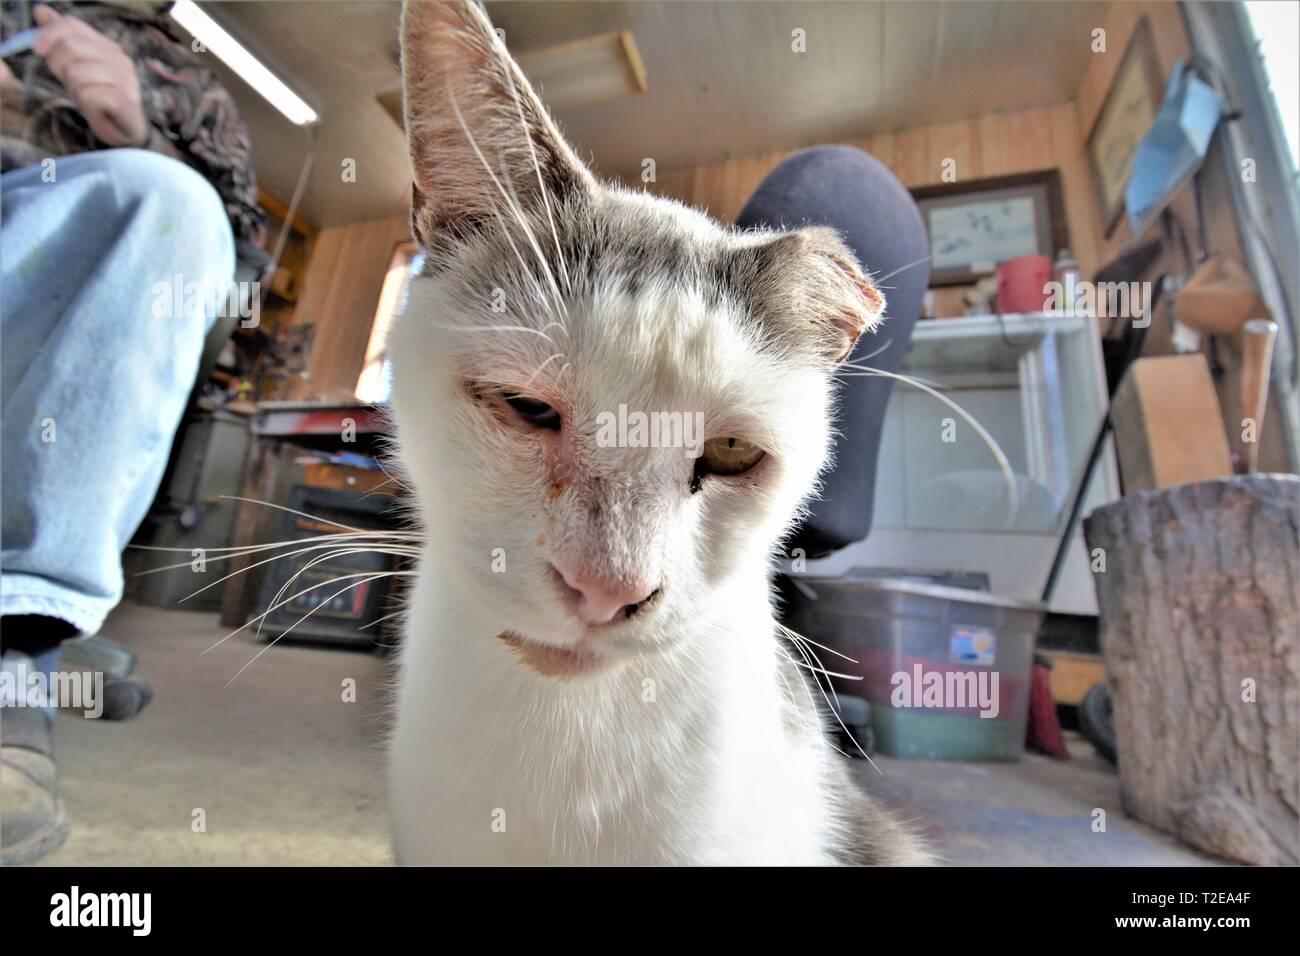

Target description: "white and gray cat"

left=387, top=0, right=930, bottom=865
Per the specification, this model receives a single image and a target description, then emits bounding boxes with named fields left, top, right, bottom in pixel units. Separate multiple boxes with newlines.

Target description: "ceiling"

left=200, top=0, right=1108, bottom=229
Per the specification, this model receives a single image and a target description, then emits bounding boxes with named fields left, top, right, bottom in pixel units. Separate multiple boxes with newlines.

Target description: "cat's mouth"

left=496, top=630, right=623, bottom=680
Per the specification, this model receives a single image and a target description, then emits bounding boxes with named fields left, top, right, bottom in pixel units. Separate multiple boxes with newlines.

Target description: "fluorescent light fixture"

left=169, top=1, right=317, bottom=125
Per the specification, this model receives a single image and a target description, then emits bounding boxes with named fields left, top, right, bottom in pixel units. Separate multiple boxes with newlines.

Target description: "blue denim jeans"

left=1, top=149, right=235, bottom=636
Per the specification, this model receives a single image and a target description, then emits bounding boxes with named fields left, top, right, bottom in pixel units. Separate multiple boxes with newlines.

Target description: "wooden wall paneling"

left=1075, top=4, right=1291, bottom=472
left=637, top=103, right=1092, bottom=295
left=1051, top=102, right=1103, bottom=280
left=1078, top=1, right=1191, bottom=137
left=1076, top=2, right=1194, bottom=269
left=890, top=125, right=931, bottom=186
left=863, top=130, right=898, bottom=173
left=636, top=3, right=1199, bottom=292
left=288, top=214, right=412, bottom=400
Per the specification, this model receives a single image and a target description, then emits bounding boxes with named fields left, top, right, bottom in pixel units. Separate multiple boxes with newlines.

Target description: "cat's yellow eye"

left=700, top=436, right=766, bottom=476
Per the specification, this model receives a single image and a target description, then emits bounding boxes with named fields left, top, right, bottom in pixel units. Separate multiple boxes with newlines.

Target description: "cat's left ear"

left=738, top=227, right=886, bottom=365
left=400, top=0, right=596, bottom=249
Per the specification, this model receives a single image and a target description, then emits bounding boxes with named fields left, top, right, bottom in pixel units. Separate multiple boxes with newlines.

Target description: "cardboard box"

left=1110, top=355, right=1233, bottom=493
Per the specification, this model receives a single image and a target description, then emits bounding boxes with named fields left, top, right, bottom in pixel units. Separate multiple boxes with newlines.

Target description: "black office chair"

left=736, top=145, right=930, bottom=557
left=736, top=147, right=929, bottom=751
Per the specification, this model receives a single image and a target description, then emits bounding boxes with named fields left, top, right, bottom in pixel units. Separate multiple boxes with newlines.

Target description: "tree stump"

left=1083, top=474, right=1299, bottom=865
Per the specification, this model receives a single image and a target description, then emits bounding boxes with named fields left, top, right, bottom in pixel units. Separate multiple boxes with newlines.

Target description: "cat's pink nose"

left=553, top=564, right=659, bottom=626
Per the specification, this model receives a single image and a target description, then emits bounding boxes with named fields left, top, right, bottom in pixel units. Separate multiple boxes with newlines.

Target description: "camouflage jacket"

left=1, top=1, right=265, bottom=241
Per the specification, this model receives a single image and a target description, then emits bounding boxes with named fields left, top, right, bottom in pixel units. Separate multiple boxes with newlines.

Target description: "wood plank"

left=288, top=214, right=412, bottom=400
left=258, top=187, right=318, bottom=239
left=641, top=101, right=1095, bottom=284
left=1041, top=650, right=1106, bottom=706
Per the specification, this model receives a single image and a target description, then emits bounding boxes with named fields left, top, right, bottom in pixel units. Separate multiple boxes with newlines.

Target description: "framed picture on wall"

left=1085, top=17, right=1164, bottom=236
left=913, top=172, right=1066, bottom=286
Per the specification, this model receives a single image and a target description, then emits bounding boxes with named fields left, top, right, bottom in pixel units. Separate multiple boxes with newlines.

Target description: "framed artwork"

left=913, top=172, right=1065, bottom=286
left=1086, top=17, right=1164, bottom=235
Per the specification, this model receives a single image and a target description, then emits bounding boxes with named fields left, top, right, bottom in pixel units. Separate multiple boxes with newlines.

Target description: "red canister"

left=996, top=254, right=1052, bottom=314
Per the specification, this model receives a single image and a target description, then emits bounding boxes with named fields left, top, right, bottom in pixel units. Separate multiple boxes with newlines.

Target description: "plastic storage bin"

left=780, top=576, right=1044, bottom=760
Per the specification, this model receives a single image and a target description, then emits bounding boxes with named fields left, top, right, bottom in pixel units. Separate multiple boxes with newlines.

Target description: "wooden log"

left=1083, top=475, right=1299, bottom=865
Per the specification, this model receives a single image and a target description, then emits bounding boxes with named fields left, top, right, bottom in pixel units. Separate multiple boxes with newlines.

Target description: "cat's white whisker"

left=430, top=323, right=555, bottom=344
left=779, top=627, right=859, bottom=665
left=256, top=555, right=379, bottom=642
left=357, top=477, right=404, bottom=504
left=495, top=152, right=570, bottom=326
left=358, top=608, right=404, bottom=631
left=871, top=252, right=936, bottom=284
left=783, top=625, right=842, bottom=705
left=149, top=495, right=422, bottom=652
left=131, top=531, right=420, bottom=574
left=780, top=623, right=882, bottom=774
left=219, top=495, right=367, bottom=533
left=838, top=362, right=945, bottom=391
left=131, top=495, right=422, bottom=616
left=485, top=194, right=559, bottom=322
left=523, top=352, right=567, bottom=387
left=175, top=539, right=417, bottom=605
left=205, top=569, right=412, bottom=659
left=776, top=646, right=860, bottom=681
left=772, top=652, right=804, bottom=718
left=257, top=544, right=414, bottom=642
left=445, top=81, right=568, bottom=325
left=838, top=365, right=1020, bottom=526
left=511, top=78, right=573, bottom=298
left=777, top=641, right=853, bottom=758
left=368, top=454, right=410, bottom=494
left=224, top=572, right=399, bottom=687
left=854, top=336, right=894, bottom=362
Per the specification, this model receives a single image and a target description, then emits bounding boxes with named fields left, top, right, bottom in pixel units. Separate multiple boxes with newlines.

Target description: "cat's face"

left=390, top=2, right=882, bottom=678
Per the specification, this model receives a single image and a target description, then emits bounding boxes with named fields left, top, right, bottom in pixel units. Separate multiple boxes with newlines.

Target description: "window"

left=1243, top=1, right=1300, bottom=187
left=355, top=242, right=424, bottom=404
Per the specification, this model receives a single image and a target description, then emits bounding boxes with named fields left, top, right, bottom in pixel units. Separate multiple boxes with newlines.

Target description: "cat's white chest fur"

left=389, top=557, right=837, bottom=866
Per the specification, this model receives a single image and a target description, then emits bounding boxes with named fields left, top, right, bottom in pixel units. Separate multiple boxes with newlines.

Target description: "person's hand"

left=0, top=58, right=23, bottom=96
left=31, top=3, right=147, bottom=147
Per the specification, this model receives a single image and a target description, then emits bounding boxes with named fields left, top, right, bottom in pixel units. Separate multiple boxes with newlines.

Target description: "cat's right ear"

left=400, top=1, right=595, bottom=250
left=732, top=227, right=886, bottom=366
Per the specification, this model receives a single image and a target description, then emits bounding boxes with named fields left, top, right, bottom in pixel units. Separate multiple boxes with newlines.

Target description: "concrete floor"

left=36, top=603, right=1214, bottom=866
left=864, top=746, right=1217, bottom=866
left=41, top=604, right=392, bottom=866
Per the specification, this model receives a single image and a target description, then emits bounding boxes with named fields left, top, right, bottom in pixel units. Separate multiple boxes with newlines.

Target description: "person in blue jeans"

left=1, top=2, right=264, bottom=864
